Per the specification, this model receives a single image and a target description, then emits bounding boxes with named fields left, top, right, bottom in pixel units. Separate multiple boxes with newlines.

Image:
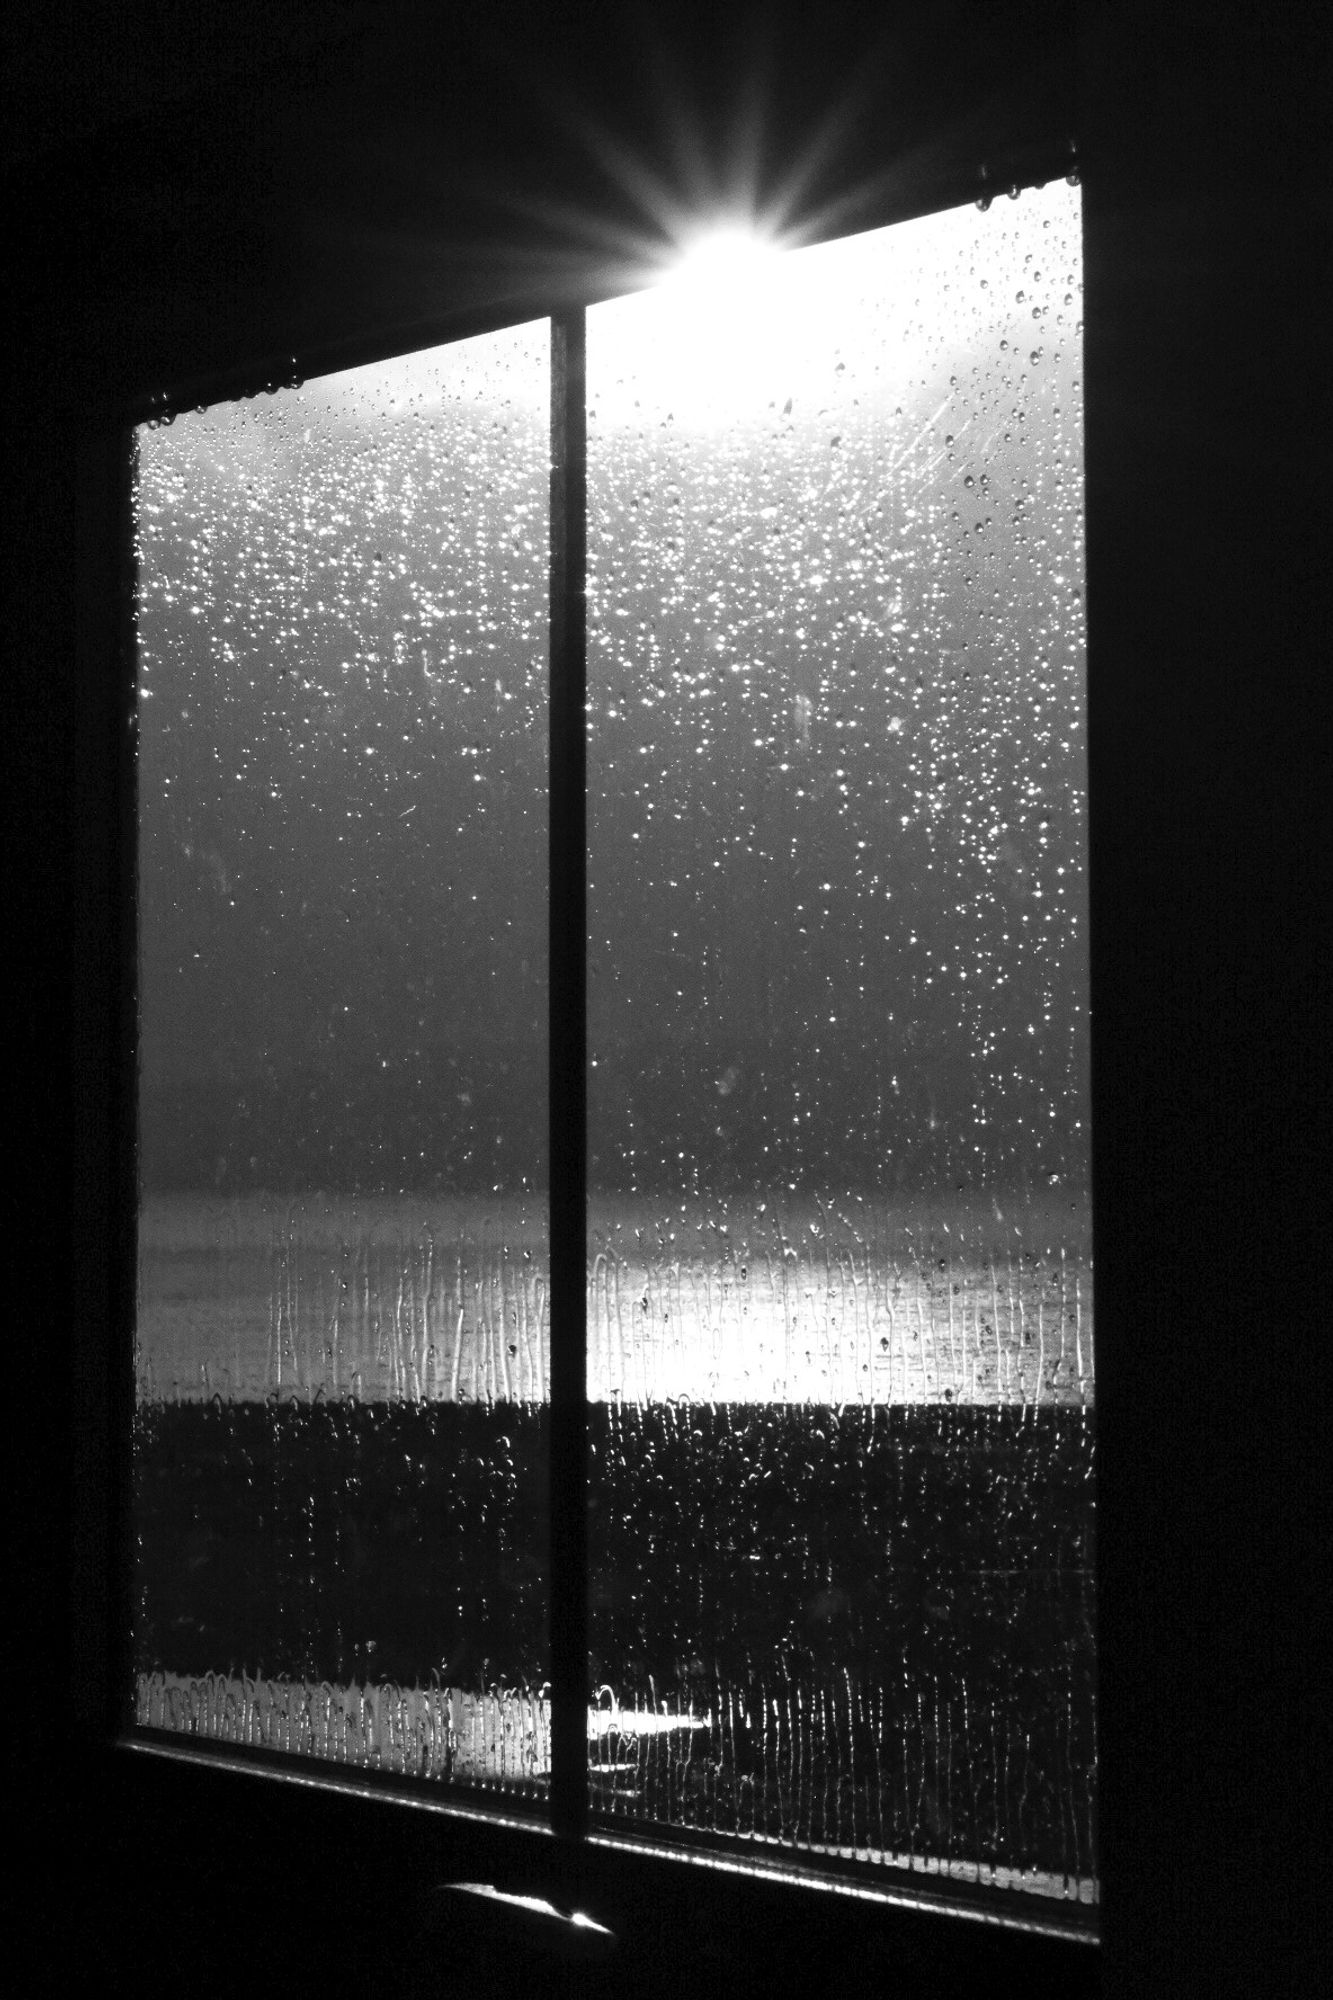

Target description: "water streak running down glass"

left=585, top=182, right=1094, bottom=1899
left=133, top=324, right=554, bottom=1795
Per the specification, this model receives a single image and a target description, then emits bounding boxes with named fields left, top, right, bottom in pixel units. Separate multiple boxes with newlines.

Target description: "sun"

left=590, top=221, right=807, bottom=432
left=587, top=199, right=1000, bottom=437
left=657, top=223, right=787, bottom=300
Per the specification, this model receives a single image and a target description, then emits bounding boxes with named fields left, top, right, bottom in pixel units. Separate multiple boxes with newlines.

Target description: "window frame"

left=25, top=9, right=1142, bottom=1977
left=104, top=163, right=1098, bottom=1959
left=40, top=9, right=1319, bottom=1990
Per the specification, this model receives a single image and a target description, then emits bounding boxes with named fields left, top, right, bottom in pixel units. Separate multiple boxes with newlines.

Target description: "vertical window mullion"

left=548, top=308, right=589, bottom=1841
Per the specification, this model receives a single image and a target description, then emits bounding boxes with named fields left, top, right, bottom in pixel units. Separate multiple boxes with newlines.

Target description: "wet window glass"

left=585, top=184, right=1095, bottom=1901
left=133, top=324, right=552, bottom=1796
left=131, top=182, right=1094, bottom=1909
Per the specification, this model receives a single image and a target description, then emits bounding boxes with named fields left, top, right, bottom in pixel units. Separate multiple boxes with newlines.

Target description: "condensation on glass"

left=132, top=325, right=552, bottom=1795
left=585, top=184, right=1095, bottom=1901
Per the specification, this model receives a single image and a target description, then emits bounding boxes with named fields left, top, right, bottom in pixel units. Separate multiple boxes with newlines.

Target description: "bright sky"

left=150, top=182, right=1081, bottom=460
left=305, top=201, right=985, bottom=432
left=584, top=181, right=1085, bottom=433
left=589, top=215, right=930, bottom=433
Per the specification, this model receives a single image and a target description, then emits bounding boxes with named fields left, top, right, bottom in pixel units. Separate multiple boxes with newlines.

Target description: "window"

left=129, top=178, right=1094, bottom=1934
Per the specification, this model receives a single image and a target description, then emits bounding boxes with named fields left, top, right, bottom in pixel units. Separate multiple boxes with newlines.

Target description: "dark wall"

left=9, top=1, right=1081, bottom=403
left=1079, top=10, right=1322, bottom=1991
left=13, top=3, right=1322, bottom=1992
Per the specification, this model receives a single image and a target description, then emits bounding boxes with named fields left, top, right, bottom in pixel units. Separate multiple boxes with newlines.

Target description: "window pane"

left=133, top=325, right=552, bottom=1799
left=586, top=185, right=1094, bottom=1901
